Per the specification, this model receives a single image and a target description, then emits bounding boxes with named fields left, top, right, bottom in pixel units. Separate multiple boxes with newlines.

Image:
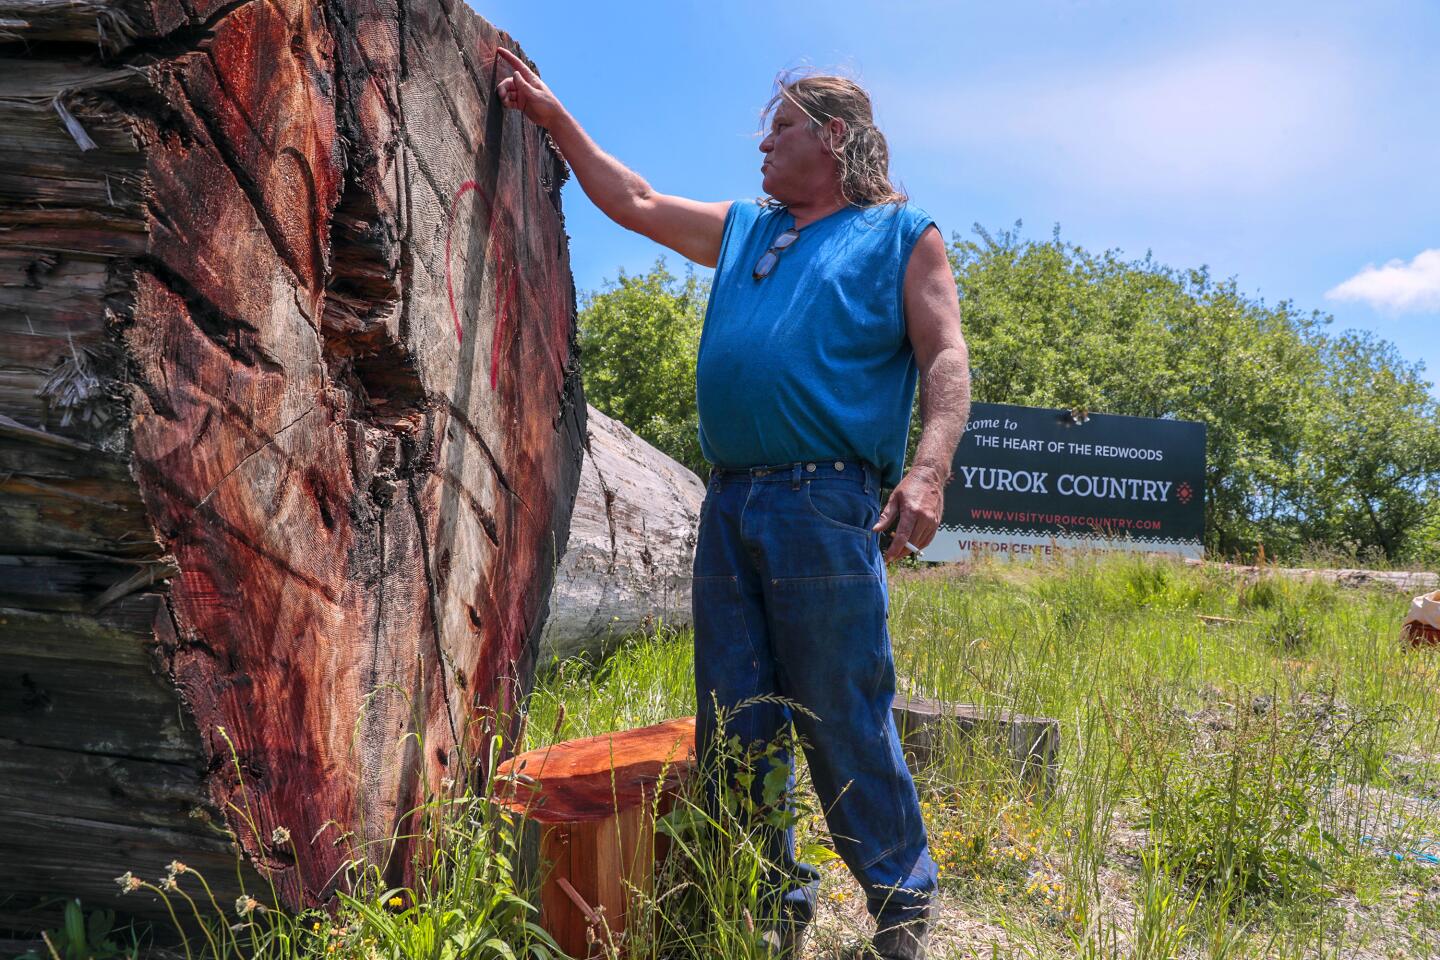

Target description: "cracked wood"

left=0, top=0, right=584, bottom=921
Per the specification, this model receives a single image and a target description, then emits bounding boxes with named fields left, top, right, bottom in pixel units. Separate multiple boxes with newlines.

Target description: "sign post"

left=926, top=402, right=1206, bottom=563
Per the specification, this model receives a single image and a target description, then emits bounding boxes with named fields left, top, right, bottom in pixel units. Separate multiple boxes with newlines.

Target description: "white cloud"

left=890, top=39, right=1357, bottom=197
left=1327, top=249, right=1440, bottom=313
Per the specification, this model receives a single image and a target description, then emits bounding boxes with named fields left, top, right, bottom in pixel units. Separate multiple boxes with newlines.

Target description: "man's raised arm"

left=495, top=47, right=730, bottom=268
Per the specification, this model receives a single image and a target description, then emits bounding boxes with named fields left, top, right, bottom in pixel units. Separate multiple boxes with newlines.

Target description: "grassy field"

left=525, top=555, right=1440, bottom=959
left=29, top=556, right=1439, bottom=960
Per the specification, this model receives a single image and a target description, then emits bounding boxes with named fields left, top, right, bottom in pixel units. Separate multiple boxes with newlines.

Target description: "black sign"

left=927, top=402, right=1206, bottom=562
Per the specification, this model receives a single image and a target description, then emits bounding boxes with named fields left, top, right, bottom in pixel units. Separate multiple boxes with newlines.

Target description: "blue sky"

left=477, top=0, right=1440, bottom=396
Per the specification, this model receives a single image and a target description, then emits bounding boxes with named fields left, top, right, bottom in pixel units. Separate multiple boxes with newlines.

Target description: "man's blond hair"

left=762, top=69, right=907, bottom=208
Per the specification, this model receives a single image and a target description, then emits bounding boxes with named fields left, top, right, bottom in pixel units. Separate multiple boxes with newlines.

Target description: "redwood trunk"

left=0, top=0, right=583, bottom=918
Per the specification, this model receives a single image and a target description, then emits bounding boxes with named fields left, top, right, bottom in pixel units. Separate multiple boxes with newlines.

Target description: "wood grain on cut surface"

left=496, top=718, right=696, bottom=958
left=0, top=0, right=583, bottom=919
left=497, top=717, right=696, bottom=824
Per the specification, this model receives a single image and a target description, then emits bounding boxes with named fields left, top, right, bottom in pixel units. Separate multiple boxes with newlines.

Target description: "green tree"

left=579, top=259, right=708, bottom=477
left=948, top=223, right=1440, bottom=561
left=1299, top=332, right=1440, bottom=562
left=577, top=227, right=1440, bottom=563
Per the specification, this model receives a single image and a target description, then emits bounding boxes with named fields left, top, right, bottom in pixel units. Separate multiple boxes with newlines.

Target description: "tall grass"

left=532, top=554, right=1440, bottom=958
left=59, top=726, right=560, bottom=960
left=27, top=556, right=1438, bottom=958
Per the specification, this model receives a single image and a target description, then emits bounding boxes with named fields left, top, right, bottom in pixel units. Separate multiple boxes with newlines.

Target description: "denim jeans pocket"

left=767, top=573, right=889, bottom=699
left=803, top=480, right=879, bottom=536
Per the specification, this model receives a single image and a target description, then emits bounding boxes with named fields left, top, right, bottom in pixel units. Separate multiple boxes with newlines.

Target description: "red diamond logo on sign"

left=1176, top=482, right=1193, bottom=505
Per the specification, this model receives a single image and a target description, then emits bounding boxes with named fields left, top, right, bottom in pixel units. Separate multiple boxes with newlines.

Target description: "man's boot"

left=870, top=901, right=933, bottom=960
left=758, top=920, right=807, bottom=958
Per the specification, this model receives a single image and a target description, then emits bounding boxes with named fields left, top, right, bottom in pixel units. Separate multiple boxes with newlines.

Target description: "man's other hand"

left=873, top=465, right=946, bottom=563
left=495, top=47, right=562, bottom=128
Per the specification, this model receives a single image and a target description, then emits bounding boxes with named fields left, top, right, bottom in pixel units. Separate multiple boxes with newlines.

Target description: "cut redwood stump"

left=496, top=717, right=697, bottom=959
left=0, top=0, right=583, bottom=920
left=538, top=405, right=705, bottom=666
left=891, top=694, right=1061, bottom=798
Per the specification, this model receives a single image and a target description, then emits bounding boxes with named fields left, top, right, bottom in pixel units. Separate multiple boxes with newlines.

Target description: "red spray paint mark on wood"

left=444, top=180, right=479, bottom=345
left=447, top=165, right=571, bottom=390
left=446, top=179, right=515, bottom=389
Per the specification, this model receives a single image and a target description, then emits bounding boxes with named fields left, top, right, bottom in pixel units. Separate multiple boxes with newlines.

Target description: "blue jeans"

left=692, top=459, right=937, bottom=930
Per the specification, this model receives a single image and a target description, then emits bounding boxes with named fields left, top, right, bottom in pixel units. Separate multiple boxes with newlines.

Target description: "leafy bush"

left=578, top=260, right=708, bottom=478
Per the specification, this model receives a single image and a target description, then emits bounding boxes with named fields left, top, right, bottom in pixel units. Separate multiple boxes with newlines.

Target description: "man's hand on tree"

left=873, top=464, right=946, bottom=563
left=495, top=47, right=562, bottom=128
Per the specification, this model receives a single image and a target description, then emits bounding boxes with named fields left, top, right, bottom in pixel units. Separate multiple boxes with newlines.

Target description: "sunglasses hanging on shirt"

left=753, top=227, right=800, bottom=280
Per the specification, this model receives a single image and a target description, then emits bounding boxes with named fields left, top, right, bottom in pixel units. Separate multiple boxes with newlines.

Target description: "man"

left=497, top=48, right=970, bottom=960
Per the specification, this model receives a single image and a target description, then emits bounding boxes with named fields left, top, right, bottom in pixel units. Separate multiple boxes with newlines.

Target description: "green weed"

left=1139, top=697, right=1349, bottom=902
left=16, top=900, right=139, bottom=960
left=29, top=555, right=1439, bottom=958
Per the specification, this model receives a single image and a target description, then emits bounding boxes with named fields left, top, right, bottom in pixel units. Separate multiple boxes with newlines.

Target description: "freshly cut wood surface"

left=539, top=406, right=704, bottom=665
left=497, top=718, right=696, bottom=958
left=0, top=0, right=583, bottom=918
left=497, top=717, right=697, bottom=823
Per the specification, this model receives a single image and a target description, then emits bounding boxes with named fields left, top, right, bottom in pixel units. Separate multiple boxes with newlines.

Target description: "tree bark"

left=538, top=406, right=704, bottom=666
left=0, top=0, right=583, bottom=918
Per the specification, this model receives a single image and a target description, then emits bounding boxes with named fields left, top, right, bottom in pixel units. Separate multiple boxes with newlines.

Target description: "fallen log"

left=497, top=717, right=697, bottom=958
left=0, top=0, right=582, bottom=920
left=1184, top=559, right=1439, bottom=593
left=539, top=406, right=704, bottom=666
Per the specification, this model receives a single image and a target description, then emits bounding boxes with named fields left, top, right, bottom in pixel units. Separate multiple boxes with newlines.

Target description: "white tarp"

left=1404, top=590, right=1440, bottom=630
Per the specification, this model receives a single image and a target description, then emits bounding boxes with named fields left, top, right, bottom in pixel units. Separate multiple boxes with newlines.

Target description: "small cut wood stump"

left=495, top=717, right=697, bottom=958
left=892, top=694, right=1061, bottom=797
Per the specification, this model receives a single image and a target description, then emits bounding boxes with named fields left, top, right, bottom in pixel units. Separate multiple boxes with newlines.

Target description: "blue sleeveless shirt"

left=696, top=199, right=936, bottom=487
